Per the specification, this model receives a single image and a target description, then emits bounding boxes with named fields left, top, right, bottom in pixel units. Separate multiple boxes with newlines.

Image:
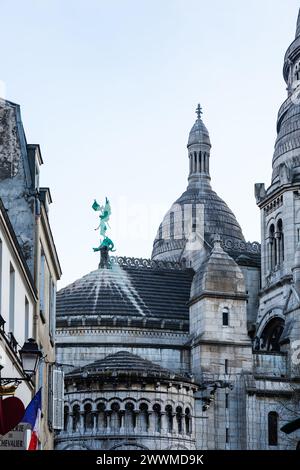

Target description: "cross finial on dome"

left=196, top=103, right=202, bottom=119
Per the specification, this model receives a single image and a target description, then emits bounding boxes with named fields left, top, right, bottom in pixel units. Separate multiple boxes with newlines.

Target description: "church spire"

left=187, top=104, right=212, bottom=188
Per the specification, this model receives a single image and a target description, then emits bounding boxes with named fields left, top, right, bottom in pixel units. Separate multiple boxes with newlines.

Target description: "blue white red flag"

left=22, top=388, right=42, bottom=450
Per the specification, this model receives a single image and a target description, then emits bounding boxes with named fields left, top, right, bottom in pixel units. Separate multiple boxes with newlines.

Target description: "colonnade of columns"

left=189, top=151, right=209, bottom=175
left=267, top=220, right=284, bottom=272
left=63, top=402, right=192, bottom=437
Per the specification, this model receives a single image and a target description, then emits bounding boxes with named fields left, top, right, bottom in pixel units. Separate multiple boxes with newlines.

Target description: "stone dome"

left=56, top=257, right=194, bottom=330
left=188, top=118, right=211, bottom=147
left=152, top=184, right=245, bottom=262
left=67, top=351, right=194, bottom=384
left=152, top=105, right=245, bottom=263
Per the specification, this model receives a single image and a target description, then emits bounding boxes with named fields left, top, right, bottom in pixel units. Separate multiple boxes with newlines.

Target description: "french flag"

left=22, top=388, right=42, bottom=450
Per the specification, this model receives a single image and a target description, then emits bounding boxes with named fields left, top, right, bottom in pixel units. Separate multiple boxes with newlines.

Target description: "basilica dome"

left=152, top=105, right=245, bottom=263
left=56, top=257, right=194, bottom=330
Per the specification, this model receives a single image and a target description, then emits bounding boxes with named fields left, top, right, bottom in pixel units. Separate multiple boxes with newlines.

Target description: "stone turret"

left=187, top=104, right=212, bottom=189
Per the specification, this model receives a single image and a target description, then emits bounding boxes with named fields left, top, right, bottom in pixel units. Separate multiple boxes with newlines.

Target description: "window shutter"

left=49, top=281, right=56, bottom=339
left=48, top=365, right=53, bottom=429
left=39, top=253, right=45, bottom=315
left=52, top=368, right=64, bottom=430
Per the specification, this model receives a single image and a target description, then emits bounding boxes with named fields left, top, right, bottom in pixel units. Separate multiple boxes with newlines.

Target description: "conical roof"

left=190, top=239, right=246, bottom=301
left=188, top=118, right=211, bottom=147
left=67, top=350, right=194, bottom=383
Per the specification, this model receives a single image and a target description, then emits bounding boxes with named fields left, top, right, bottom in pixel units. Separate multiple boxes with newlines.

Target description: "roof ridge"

left=109, top=255, right=189, bottom=271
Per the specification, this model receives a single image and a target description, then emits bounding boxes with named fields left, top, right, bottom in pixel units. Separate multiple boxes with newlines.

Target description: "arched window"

left=165, top=405, right=173, bottom=433
left=268, top=412, right=278, bottom=446
left=97, top=402, right=106, bottom=429
left=260, top=317, right=284, bottom=352
left=222, top=307, right=229, bottom=326
left=194, top=152, right=197, bottom=172
left=72, top=405, right=80, bottom=432
left=64, top=406, right=69, bottom=432
left=185, top=407, right=191, bottom=435
left=84, top=403, right=93, bottom=431
left=269, top=224, right=275, bottom=270
left=153, top=404, right=161, bottom=433
left=124, top=402, right=135, bottom=432
left=176, top=406, right=183, bottom=434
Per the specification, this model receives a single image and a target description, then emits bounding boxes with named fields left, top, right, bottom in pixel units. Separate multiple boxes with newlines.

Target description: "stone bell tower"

left=254, top=9, right=300, bottom=368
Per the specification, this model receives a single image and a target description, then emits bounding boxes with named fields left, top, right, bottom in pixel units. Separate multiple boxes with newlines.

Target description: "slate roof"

left=152, top=185, right=246, bottom=261
left=66, top=350, right=195, bottom=384
left=56, top=258, right=194, bottom=330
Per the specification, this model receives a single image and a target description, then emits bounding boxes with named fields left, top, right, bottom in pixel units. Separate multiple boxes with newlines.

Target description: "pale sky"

left=0, top=0, right=299, bottom=288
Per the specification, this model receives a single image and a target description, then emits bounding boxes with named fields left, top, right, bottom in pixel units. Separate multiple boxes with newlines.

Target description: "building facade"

left=55, top=9, right=300, bottom=450
left=0, top=198, right=36, bottom=422
left=0, top=98, right=63, bottom=449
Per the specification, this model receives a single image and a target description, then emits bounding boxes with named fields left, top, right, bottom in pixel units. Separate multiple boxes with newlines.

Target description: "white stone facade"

left=55, top=9, right=300, bottom=451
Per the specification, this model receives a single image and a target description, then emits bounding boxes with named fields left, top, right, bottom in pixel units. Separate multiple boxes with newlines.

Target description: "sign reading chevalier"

left=0, top=423, right=29, bottom=450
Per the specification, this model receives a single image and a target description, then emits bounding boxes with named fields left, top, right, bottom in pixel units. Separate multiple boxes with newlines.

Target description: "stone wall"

left=56, top=380, right=196, bottom=451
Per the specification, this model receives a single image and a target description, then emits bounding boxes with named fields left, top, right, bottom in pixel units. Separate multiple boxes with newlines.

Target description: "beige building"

left=0, top=99, right=63, bottom=449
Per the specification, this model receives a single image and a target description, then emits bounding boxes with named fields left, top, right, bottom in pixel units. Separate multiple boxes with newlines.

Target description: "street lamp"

left=19, top=339, right=42, bottom=377
left=0, top=338, right=42, bottom=388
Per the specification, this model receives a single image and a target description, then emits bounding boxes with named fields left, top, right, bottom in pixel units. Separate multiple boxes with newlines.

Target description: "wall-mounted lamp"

left=0, top=338, right=42, bottom=389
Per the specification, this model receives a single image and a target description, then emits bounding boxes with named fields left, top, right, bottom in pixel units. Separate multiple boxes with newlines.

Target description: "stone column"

left=106, top=411, right=111, bottom=433
left=67, top=413, right=73, bottom=433
left=275, top=232, right=280, bottom=266
left=120, top=411, right=125, bottom=434
left=161, top=412, right=168, bottom=434
left=176, top=413, right=184, bottom=434
left=170, top=413, right=175, bottom=433
left=270, top=239, right=274, bottom=270
left=266, top=241, right=270, bottom=273
left=93, top=412, right=97, bottom=433
left=148, top=412, right=154, bottom=434
left=80, top=412, right=84, bottom=433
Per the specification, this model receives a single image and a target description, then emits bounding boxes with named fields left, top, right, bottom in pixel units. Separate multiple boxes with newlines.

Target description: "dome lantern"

left=187, top=104, right=212, bottom=189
